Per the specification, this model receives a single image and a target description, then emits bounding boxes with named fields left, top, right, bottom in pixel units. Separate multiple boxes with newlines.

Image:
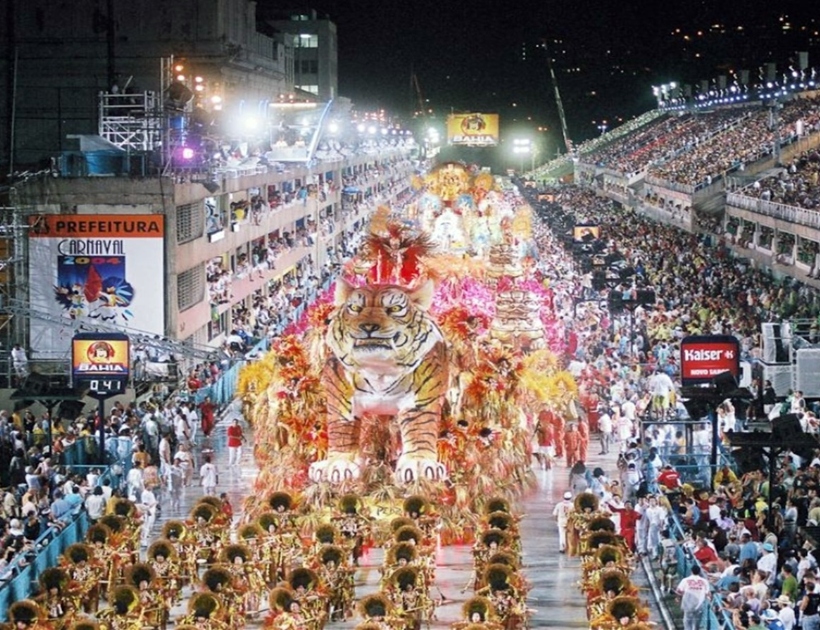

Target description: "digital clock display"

left=80, top=378, right=127, bottom=397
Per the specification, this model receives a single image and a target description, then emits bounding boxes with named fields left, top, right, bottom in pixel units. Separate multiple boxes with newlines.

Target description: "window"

left=297, top=85, right=319, bottom=95
left=176, top=201, right=205, bottom=244
left=299, top=59, right=319, bottom=74
left=208, top=311, right=229, bottom=341
left=293, top=33, right=318, bottom=48
left=177, top=265, right=205, bottom=312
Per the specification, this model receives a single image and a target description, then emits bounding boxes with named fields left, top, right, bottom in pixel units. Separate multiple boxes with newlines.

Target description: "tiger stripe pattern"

left=311, top=279, right=450, bottom=483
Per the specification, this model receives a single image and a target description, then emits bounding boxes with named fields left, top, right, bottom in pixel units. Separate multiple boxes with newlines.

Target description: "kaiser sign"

left=680, top=335, right=740, bottom=385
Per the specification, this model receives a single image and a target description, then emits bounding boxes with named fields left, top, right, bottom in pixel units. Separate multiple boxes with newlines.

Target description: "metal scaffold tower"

left=0, top=199, right=29, bottom=386
left=98, top=91, right=164, bottom=152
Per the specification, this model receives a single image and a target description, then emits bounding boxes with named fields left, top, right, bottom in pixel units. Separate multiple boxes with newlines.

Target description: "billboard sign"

left=446, top=113, right=500, bottom=147
left=680, top=335, right=740, bottom=385
left=28, top=214, right=165, bottom=357
left=573, top=225, right=601, bottom=242
left=72, top=332, right=130, bottom=396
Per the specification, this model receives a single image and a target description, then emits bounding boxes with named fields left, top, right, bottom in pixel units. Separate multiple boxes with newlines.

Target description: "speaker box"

left=22, top=373, right=51, bottom=395
left=635, top=289, right=656, bottom=305
left=57, top=400, right=86, bottom=420
left=762, top=322, right=789, bottom=363
left=772, top=413, right=803, bottom=442
left=712, top=371, right=738, bottom=397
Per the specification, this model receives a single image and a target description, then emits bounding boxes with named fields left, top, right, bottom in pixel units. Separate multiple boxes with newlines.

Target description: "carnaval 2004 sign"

left=679, top=335, right=740, bottom=385
left=28, top=214, right=165, bottom=357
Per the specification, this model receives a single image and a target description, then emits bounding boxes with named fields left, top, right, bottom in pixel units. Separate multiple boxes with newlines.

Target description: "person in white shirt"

left=11, top=344, right=28, bottom=380
left=185, top=403, right=199, bottom=442
left=621, top=397, right=637, bottom=423
left=174, top=413, right=190, bottom=446
left=139, top=486, right=158, bottom=546
left=598, top=409, right=613, bottom=455
left=676, top=564, right=711, bottom=630
left=757, top=543, right=778, bottom=586
left=200, top=455, right=218, bottom=496
left=552, top=491, right=574, bottom=553
left=84, top=486, right=106, bottom=521
left=649, top=370, right=676, bottom=420
left=777, top=594, right=796, bottom=630
left=126, top=462, right=144, bottom=499
left=645, top=495, right=667, bottom=560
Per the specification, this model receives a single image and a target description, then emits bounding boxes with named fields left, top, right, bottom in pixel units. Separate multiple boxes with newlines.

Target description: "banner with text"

left=446, top=113, right=500, bottom=147
left=680, top=335, right=740, bottom=385
left=28, top=215, right=165, bottom=357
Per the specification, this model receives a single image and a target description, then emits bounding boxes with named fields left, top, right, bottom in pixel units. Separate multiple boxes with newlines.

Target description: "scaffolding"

left=98, top=91, right=164, bottom=152
left=0, top=200, right=28, bottom=387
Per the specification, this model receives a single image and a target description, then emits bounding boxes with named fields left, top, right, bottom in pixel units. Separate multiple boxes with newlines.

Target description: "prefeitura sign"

left=680, top=335, right=740, bottom=385
left=28, top=214, right=165, bottom=357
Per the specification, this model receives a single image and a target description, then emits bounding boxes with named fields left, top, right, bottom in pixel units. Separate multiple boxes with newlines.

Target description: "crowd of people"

left=739, top=148, right=820, bottom=211
left=648, top=96, right=820, bottom=189
left=588, top=108, right=750, bottom=177
left=522, top=181, right=820, bottom=630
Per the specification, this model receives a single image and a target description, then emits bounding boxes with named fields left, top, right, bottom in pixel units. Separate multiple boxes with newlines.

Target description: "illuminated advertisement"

left=72, top=333, right=130, bottom=380
left=446, top=113, right=500, bottom=147
left=680, top=335, right=740, bottom=385
left=28, top=214, right=165, bottom=357
left=573, top=225, right=601, bottom=242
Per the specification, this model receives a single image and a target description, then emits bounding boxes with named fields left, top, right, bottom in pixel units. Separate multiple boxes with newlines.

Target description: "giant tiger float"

left=237, top=164, right=576, bottom=627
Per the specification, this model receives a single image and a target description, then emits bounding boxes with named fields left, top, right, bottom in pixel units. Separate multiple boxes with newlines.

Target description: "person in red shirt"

left=199, top=396, right=216, bottom=437
left=615, top=500, right=641, bottom=551
left=226, top=417, right=245, bottom=467
left=693, top=537, right=723, bottom=572
left=220, top=492, right=234, bottom=520
left=657, top=465, right=682, bottom=491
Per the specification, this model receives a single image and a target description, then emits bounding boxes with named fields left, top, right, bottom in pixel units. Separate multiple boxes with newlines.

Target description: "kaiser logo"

left=680, top=335, right=740, bottom=385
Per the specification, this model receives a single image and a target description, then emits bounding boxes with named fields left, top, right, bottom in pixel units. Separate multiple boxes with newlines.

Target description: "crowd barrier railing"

left=0, top=509, right=90, bottom=619
left=0, top=434, right=131, bottom=617
left=665, top=512, right=735, bottom=630
left=195, top=276, right=335, bottom=407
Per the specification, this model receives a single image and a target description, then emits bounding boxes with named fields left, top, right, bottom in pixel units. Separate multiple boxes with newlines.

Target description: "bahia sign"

left=680, top=335, right=741, bottom=385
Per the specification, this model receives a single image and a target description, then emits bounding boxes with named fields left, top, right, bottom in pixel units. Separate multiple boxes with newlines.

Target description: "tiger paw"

left=309, top=457, right=361, bottom=484
left=394, top=455, right=447, bottom=484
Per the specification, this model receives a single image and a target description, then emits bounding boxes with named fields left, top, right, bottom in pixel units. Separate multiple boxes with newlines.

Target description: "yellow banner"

left=72, top=337, right=130, bottom=378
left=446, top=113, right=499, bottom=147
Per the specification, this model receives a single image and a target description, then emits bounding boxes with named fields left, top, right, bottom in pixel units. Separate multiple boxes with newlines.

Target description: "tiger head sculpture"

left=327, top=279, right=443, bottom=375
left=311, top=277, right=449, bottom=485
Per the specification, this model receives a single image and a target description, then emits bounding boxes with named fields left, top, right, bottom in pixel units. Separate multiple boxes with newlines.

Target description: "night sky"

left=310, top=0, right=818, bottom=147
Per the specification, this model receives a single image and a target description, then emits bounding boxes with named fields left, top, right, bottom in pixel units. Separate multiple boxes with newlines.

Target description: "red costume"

left=583, top=392, right=600, bottom=433
left=199, top=399, right=216, bottom=436
left=227, top=423, right=244, bottom=448
left=577, top=420, right=589, bottom=463
left=564, top=429, right=580, bottom=468
left=616, top=506, right=641, bottom=551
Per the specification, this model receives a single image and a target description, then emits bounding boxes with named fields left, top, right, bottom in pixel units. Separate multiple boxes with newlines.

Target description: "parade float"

left=237, top=164, right=575, bottom=547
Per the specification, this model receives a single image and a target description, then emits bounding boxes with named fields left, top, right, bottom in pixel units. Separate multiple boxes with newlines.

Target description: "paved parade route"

left=149, top=404, right=634, bottom=628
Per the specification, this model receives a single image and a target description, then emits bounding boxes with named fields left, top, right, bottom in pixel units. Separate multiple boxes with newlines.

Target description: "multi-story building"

left=262, top=7, right=339, bottom=101
left=0, top=1, right=416, bottom=386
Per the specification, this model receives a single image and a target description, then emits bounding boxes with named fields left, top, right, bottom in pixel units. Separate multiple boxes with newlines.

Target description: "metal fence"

left=0, top=509, right=90, bottom=619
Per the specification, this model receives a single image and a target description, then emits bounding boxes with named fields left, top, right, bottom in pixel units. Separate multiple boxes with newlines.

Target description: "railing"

left=195, top=276, right=335, bottom=407
left=665, top=512, right=735, bottom=630
left=0, top=508, right=90, bottom=620
left=727, top=192, right=820, bottom=231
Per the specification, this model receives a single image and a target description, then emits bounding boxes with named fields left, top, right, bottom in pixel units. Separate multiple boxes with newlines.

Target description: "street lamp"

left=512, top=138, right=532, bottom=173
